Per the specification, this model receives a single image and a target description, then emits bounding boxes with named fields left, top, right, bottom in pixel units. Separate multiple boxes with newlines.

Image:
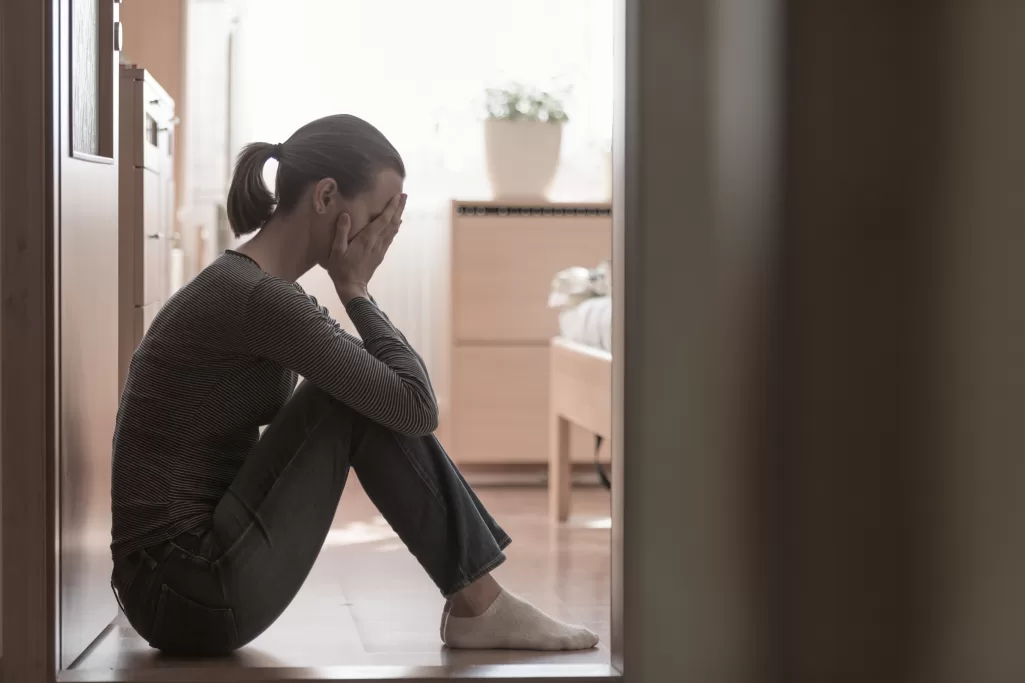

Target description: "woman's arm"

left=366, top=293, right=431, bottom=377
left=306, top=291, right=431, bottom=382
left=306, top=289, right=431, bottom=387
left=244, top=278, right=438, bottom=436
left=305, top=289, right=359, bottom=343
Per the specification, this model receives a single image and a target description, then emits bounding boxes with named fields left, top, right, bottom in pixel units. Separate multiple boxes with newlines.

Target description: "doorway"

left=101, top=0, right=613, bottom=675
left=6, top=0, right=626, bottom=679
left=3, top=0, right=747, bottom=681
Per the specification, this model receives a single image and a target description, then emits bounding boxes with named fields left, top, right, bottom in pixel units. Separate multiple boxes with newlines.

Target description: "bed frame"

left=549, top=337, right=613, bottom=523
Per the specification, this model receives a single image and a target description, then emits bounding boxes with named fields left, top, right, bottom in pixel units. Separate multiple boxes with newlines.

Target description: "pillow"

left=548, top=260, right=612, bottom=309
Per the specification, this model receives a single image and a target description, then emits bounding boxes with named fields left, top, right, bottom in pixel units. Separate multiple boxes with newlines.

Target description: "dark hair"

left=226, top=114, right=405, bottom=237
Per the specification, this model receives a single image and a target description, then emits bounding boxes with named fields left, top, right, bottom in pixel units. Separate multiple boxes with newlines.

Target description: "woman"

left=110, top=114, right=598, bottom=656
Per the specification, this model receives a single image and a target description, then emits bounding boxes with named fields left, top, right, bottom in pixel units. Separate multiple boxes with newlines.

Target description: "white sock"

left=440, top=589, right=599, bottom=651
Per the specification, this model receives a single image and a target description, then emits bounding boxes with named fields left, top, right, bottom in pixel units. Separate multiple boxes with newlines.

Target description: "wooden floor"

left=72, top=479, right=612, bottom=675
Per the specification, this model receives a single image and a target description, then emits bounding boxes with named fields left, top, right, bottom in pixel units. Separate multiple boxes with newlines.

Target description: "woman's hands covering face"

left=326, top=193, right=406, bottom=303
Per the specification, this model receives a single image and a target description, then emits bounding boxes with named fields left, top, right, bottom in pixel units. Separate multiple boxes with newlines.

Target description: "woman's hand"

left=328, top=194, right=406, bottom=303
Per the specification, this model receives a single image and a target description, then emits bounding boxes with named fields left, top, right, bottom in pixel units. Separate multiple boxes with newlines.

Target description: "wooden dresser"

left=118, top=66, right=175, bottom=390
left=448, top=201, right=612, bottom=465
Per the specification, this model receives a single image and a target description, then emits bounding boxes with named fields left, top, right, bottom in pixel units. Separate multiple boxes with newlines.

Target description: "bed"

left=549, top=296, right=613, bottom=523
left=557, top=296, right=612, bottom=352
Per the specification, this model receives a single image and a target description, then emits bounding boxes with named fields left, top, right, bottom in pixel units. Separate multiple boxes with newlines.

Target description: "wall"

left=619, top=1, right=1025, bottom=682
left=776, top=3, right=948, bottom=679
left=615, top=0, right=779, bottom=678
left=770, top=2, right=1025, bottom=682
left=118, top=1, right=184, bottom=103
left=774, top=5, right=1024, bottom=681
left=925, top=4, right=1025, bottom=680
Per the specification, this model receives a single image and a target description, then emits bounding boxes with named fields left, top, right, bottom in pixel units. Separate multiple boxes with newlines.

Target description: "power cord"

left=593, top=435, right=611, bottom=489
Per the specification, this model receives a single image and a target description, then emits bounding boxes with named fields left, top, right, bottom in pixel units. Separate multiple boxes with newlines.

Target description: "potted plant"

left=483, top=83, right=569, bottom=200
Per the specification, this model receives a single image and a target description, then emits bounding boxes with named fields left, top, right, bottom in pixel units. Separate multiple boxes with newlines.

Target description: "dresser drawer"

left=451, top=213, right=611, bottom=343
left=450, top=345, right=549, bottom=464
left=141, top=80, right=175, bottom=173
left=133, top=168, right=168, bottom=306
left=122, top=73, right=175, bottom=173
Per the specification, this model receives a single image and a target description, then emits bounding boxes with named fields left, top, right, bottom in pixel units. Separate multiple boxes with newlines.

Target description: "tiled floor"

left=73, top=478, right=612, bottom=674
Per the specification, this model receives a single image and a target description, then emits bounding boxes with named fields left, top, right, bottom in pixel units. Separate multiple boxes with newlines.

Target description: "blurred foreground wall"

left=619, top=2, right=1025, bottom=682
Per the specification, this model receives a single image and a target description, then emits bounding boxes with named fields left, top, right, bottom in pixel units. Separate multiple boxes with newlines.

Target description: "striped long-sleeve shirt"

left=110, top=250, right=437, bottom=560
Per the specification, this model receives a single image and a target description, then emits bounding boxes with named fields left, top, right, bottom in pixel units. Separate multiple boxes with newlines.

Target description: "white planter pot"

left=484, top=119, right=563, bottom=200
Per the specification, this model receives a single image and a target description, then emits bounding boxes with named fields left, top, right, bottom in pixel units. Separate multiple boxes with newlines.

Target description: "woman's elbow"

left=419, top=403, right=440, bottom=436
left=397, top=399, right=439, bottom=437
left=419, top=415, right=440, bottom=437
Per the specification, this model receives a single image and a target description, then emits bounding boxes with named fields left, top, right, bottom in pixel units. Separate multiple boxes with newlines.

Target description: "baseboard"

left=459, top=464, right=609, bottom=488
left=57, top=663, right=621, bottom=683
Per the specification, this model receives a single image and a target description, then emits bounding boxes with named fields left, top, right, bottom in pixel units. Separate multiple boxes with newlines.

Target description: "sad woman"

left=110, top=114, right=598, bottom=656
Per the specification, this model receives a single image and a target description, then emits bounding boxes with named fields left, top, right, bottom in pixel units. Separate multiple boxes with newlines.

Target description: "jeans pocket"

left=112, top=548, right=154, bottom=598
left=149, top=584, right=239, bottom=656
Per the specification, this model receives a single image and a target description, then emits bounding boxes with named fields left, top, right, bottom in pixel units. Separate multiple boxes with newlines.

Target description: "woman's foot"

left=441, top=577, right=598, bottom=651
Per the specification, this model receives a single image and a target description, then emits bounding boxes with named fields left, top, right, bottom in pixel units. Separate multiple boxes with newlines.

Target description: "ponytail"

left=226, top=142, right=278, bottom=237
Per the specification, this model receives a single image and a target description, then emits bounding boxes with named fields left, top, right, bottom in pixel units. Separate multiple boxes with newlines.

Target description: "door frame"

left=3, top=0, right=771, bottom=681
left=2, top=0, right=63, bottom=681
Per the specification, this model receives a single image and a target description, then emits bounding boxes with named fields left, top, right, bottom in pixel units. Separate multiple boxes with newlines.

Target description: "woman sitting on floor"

left=110, top=114, right=598, bottom=656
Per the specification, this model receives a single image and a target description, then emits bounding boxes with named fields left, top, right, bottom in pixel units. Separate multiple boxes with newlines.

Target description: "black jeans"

left=111, top=381, right=511, bottom=656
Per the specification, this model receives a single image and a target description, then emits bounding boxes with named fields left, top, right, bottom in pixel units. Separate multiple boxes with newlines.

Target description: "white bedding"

left=558, top=296, right=612, bottom=352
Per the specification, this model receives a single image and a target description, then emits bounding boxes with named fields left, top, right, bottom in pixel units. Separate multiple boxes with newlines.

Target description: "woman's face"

left=310, top=168, right=404, bottom=268
left=344, top=169, right=405, bottom=242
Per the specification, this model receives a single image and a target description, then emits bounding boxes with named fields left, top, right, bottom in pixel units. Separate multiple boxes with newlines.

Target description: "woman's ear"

left=312, top=178, right=339, bottom=214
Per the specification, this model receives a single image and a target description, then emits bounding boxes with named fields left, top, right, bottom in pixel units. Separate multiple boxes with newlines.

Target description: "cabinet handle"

left=146, top=233, right=164, bottom=240
left=157, top=118, right=181, bottom=133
